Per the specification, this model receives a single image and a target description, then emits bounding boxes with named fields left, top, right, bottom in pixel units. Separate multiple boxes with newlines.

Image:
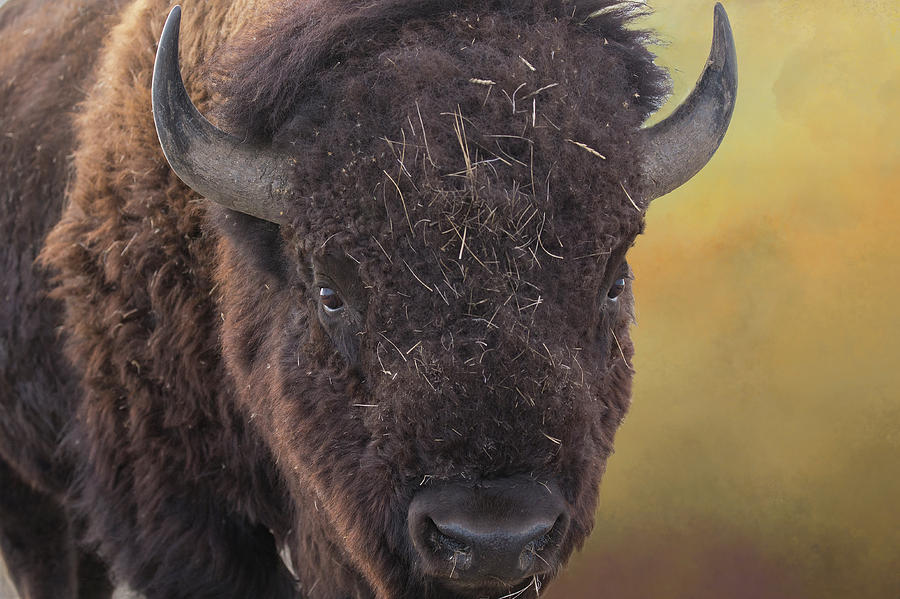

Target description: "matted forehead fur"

left=212, top=0, right=670, bottom=484
left=211, top=0, right=670, bottom=231
left=210, top=1, right=669, bottom=235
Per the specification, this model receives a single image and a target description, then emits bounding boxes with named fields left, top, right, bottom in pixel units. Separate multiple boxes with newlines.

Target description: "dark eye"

left=607, top=278, right=626, bottom=301
left=319, top=287, right=345, bottom=313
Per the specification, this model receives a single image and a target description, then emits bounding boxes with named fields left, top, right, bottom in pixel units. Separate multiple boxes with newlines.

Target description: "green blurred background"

left=548, top=1, right=899, bottom=598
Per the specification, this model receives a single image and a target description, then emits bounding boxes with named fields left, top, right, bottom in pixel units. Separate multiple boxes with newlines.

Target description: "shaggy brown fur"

left=1, top=0, right=674, bottom=597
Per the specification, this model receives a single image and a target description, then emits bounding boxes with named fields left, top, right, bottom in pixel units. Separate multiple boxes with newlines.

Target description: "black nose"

left=407, top=477, right=569, bottom=586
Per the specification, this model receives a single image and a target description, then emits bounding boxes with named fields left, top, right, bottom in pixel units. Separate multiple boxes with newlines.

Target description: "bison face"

left=152, top=3, right=735, bottom=598
left=212, top=171, right=641, bottom=599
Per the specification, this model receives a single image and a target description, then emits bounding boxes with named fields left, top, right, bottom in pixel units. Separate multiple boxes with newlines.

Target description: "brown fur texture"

left=1, top=0, right=673, bottom=597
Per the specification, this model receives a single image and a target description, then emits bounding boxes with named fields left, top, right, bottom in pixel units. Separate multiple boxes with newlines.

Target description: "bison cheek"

left=242, top=339, right=413, bottom=597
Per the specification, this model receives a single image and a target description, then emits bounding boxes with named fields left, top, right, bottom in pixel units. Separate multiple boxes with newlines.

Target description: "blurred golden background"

left=548, top=1, right=899, bottom=598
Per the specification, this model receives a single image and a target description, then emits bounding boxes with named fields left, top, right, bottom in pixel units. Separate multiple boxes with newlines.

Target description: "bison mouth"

left=435, top=574, right=546, bottom=599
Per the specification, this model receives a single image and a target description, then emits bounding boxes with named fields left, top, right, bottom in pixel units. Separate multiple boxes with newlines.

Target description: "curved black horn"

left=639, top=3, right=738, bottom=201
left=152, top=6, right=293, bottom=223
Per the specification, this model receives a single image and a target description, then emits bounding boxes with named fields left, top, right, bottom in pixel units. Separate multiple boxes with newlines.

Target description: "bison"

left=0, top=0, right=737, bottom=597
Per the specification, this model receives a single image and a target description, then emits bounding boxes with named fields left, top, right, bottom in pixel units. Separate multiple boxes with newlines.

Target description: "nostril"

left=422, top=518, right=472, bottom=571
left=517, top=514, right=565, bottom=572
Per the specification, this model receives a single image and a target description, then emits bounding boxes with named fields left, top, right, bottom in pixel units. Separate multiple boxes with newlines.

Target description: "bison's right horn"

left=152, top=6, right=293, bottom=224
left=637, top=3, right=738, bottom=202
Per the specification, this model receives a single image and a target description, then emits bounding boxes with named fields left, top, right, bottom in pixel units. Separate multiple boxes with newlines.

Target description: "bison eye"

left=607, top=278, right=626, bottom=301
left=319, top=287, right=345, bottom=313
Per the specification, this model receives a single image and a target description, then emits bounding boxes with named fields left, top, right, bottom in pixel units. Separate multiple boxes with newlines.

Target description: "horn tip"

left=710, top=3, right=737, bottom=79
left=162, top=6, right=182, bottom=39
left=157, top=6, right=183, bottom=62
left=713, top=3, right=732, bottom=37
left=153, top=4, right=184, bottom=116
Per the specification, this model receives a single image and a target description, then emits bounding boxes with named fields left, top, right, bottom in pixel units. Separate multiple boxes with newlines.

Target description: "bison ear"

left=210, top=207, right=290, bottom=280
left=151, top=6, right=294, bottom=224
left=638, top=3, right=738, bottom=202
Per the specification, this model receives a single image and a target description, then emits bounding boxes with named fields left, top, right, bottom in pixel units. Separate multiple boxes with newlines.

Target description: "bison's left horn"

left=152, top=6, right=292, bottom=224
left=638, top=3, right=738, bottom=202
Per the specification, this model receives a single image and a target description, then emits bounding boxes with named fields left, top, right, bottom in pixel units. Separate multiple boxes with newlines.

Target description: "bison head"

left=151, top=1, right=736, bottom=597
